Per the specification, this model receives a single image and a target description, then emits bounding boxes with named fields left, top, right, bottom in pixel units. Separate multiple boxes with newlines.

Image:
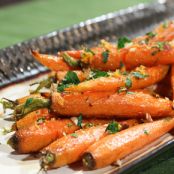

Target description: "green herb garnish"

left=144, top=129, right=149, bottom=135
left=131, top=72, right=149, bottom=79
left=125, top=77, right=132, bottom=88
left=71, top=133, right=78, bottom=138
left=84, top=122, right=94, bottom=128
left=57, top=71, right=80, bottom=92
left=102, top=50, right=109, bottom=63
left=117, top=37, right=131, bottom=49
left=146, top=32, right=156, bottom=38
left=105, top=121, right=120, bottom=134
left=88, top=69, right=109, bottom=80
left=85, top=48, right=95, bottom=55
left=1, top=127, right=12, bottom=135
left=77, top=114, right=83, bottom=128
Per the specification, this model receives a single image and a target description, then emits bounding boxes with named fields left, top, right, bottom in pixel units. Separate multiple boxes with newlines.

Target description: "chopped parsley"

left=57, top=71, right=80, bottom=92
left=102, top=50, right=109, bottom=63
left=146, top=32, right=156, bottom=38
left=144, top=129, right=149, bottom=135
left=125, top=77, right=132, bottom=88
left=84, top=48, right=95, bottom=55
left=119, top=61, right=125, bottom=69
left=105, top=121, right=120, bottom=134
left=131, top=72, right=149, bottom=79
left=88, top=69, right=109, bottom=80
left=71, top=133, right=78, bottom=138
left=151, top=42, right=167, bottom=56
left=117, top=37, right=131, bottom=49
left=77, top=114, right=83, bottom=128
left=36, top=117, right=46, bottom=125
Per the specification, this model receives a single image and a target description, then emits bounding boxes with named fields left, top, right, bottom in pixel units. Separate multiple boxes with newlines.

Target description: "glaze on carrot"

left=51, top=91, right=173, bottom=118
left=65, top=65, right=168, bottom=92
left=83, top=117, right=174, bottom=169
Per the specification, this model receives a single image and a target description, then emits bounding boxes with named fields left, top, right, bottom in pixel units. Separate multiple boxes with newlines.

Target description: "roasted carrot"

left=40, top=124, right=108, bottom=169
left=65, top=65, right=168, bottom=92
left=9, top=116, right=138, bottom=154
left=40, top=118, right=140, bottom=169
left=31, top=50, right=72, bottom=71
left=14, top=108, right=52, bottom=130
left=8, top=119, right=79, bottom=154
left=51, top=91, right=173, bottom=118
left=83, top=117, right=174, bottom=169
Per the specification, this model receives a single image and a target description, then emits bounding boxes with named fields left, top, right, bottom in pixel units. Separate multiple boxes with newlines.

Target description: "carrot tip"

left=7, top=134, right=19, bottom=151
left=82, top=152, right=96, bottom=170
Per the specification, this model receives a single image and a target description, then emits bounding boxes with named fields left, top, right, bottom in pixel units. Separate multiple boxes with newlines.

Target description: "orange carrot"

left=31, top=50, right=72, bottom=71
left=65, top=65, right=168, bottom=92
left=8, top=119, right=79, bottom=153
left=9, top=116, right=138, bottom=154
left=14, top=108, right=52, bottom=130
left=83, top=117, right=174, bottom=169
left=51, top=91, right=173, bottom=118
left=40, top=124, right=108, bottom=169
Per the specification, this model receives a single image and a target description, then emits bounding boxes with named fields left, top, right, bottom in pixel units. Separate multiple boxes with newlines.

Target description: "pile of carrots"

left=2, top=20, right=174, bottom=171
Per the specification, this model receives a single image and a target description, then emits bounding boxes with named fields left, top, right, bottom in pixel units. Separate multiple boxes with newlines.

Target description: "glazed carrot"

left=83, top=117, right=174, bottom=169
left=8, top=119, right=79, bottom=153
left=51, top=91, right=173, bottom=118
left=31, top=50, right=72, bottom=71
left=40, top=118, right=140, bottom=169
left=65, top=65, right=168, bottom=92
left=57, top=70, right=87, bottom=82
left=9, top=117, right=136, bottom=154
left=14, top=108, right=52, bottom=130
left=40, top=124, right=108, bottom=169
left=122, top=42, right=174, bottom=69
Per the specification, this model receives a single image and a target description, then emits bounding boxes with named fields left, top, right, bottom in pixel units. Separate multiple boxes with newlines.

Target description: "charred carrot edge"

left=65, top=65, right=168, bottom=92
left=31, top=50, right=72, bottom=71
left=83, top=117, right=174, bottom=169
left=51, top=91, right=173, bottom=118
left=9, top=117, right=139, bottom=154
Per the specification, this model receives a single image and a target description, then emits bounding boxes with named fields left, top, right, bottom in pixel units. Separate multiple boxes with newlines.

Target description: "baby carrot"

left=83, top=117, right=174, bottom=169
left=65, top=65, right=168, bottom=92
left=51, top=91, right=173, bottom=118
left=31, top=50, right=72, bottom=71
